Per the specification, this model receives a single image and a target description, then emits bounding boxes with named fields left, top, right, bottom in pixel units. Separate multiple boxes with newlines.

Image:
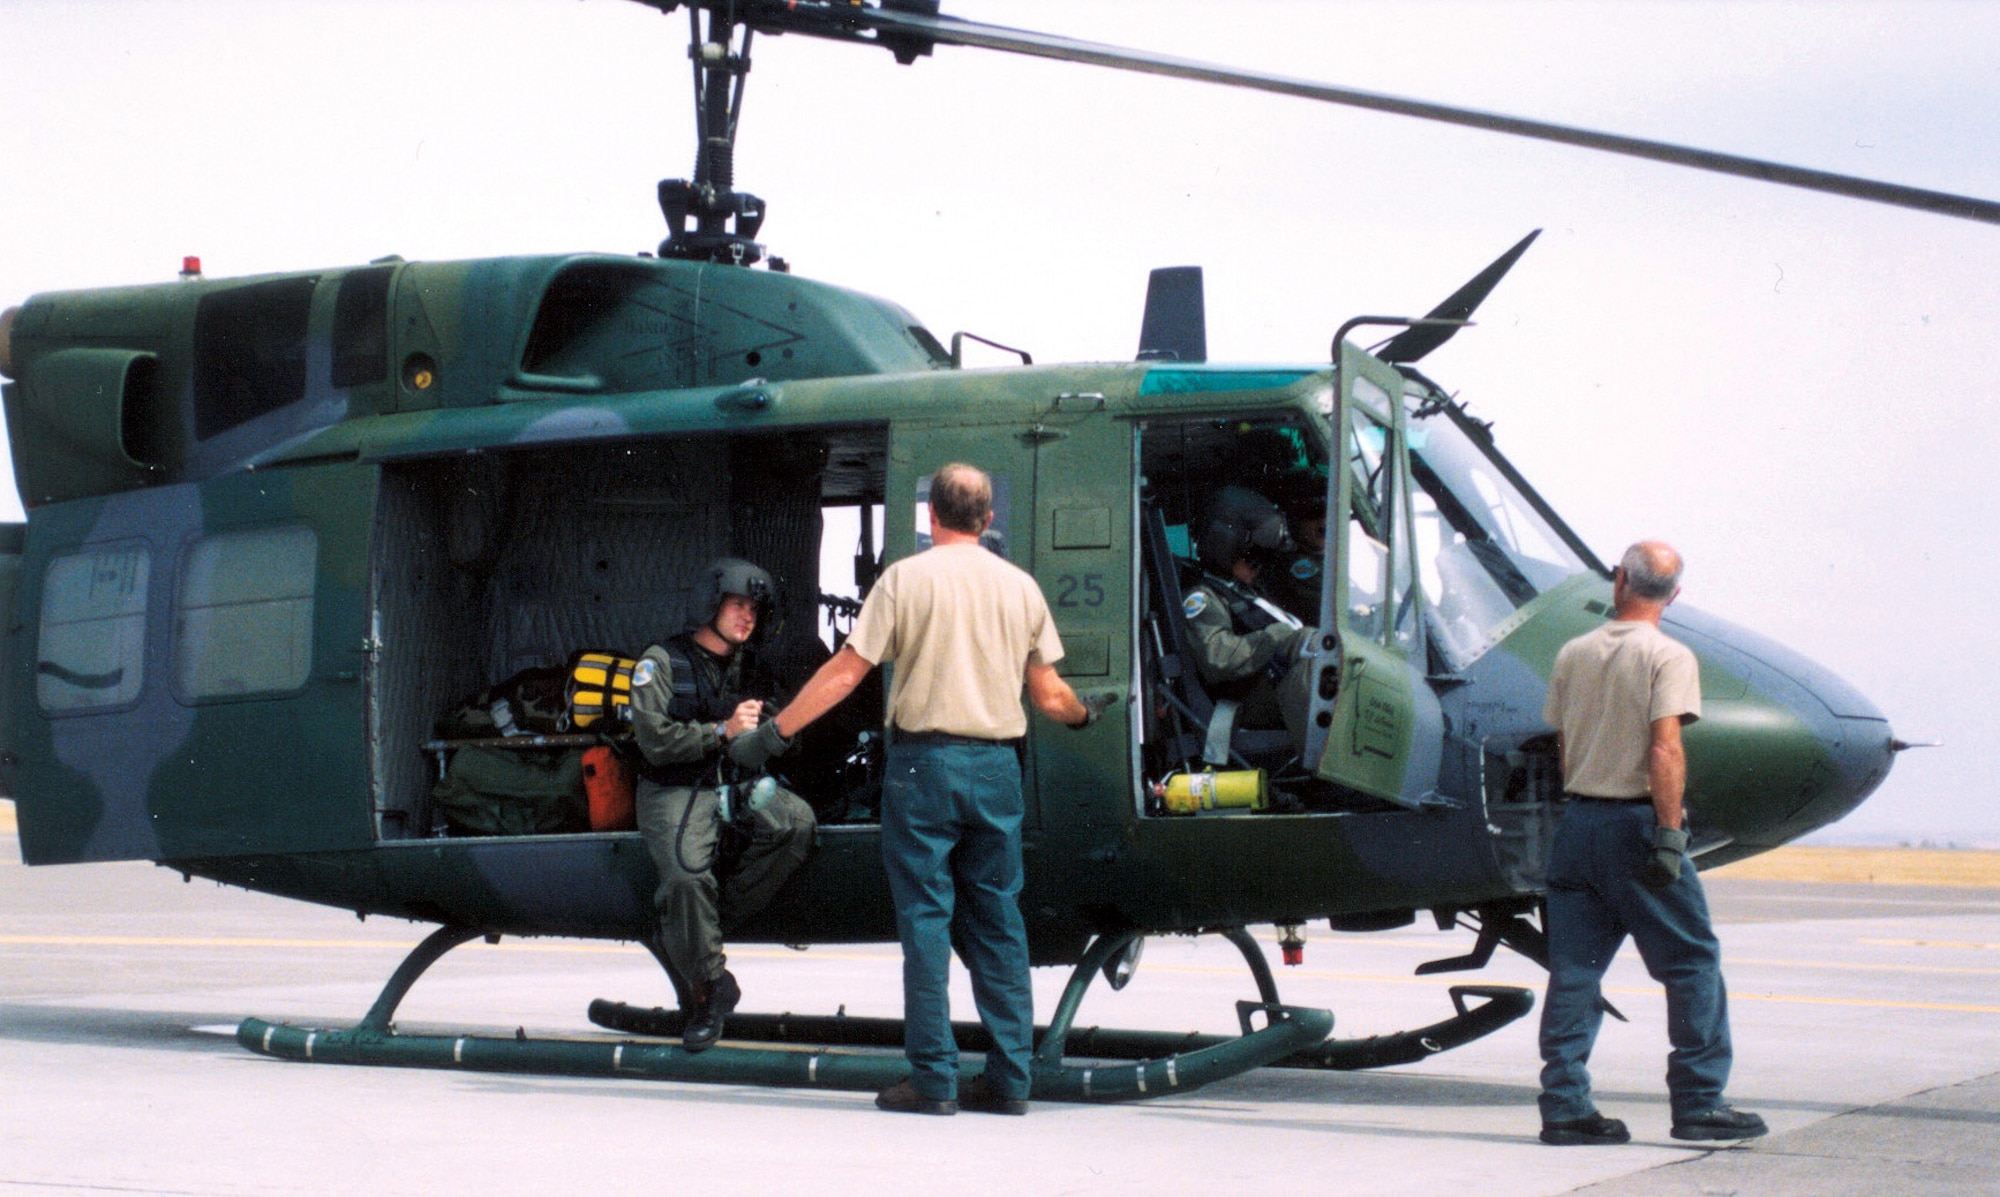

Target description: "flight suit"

left=628, top=633, right=815, bottom=990
left=1182, top=577, right=1315, bottom=734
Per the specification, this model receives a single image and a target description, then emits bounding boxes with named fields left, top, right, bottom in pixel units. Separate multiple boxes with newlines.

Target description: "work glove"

left=1637, top=825, right=1691, bottom=890
left=726, top=719, right=792, bottom=773
left=1072, top=691, right=1119, bottom=729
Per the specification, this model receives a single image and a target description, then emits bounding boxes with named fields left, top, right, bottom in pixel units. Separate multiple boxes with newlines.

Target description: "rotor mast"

left=657, top=3, right=766, bottom=265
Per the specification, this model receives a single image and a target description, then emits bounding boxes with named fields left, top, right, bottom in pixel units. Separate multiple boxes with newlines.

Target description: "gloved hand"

left=726, top=719, right=792, bottom=773
left=1072, top=691, right=1118, bottom=729
left=1265, top=625, right=1314, bottom=681
left=1637, top=825, right=1691, bottom=890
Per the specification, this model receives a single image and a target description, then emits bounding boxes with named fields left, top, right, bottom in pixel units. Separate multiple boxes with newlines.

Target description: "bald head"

left=929, top=463, right=994, bottom=535
left=1617, top=540, right=1683, bottom=603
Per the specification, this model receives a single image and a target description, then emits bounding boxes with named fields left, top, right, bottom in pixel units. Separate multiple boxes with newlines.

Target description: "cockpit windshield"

left=1405, top=391, right=1595, bottom=669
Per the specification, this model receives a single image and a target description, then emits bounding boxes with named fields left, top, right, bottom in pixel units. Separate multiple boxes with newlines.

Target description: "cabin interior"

left=370, top=426, right=889, bottom=840
left=372, top=410, right=1365, bottom=841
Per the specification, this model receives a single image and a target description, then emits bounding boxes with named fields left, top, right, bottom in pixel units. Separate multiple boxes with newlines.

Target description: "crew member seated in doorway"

left=1183, top=486, right=1315, bottom=737
left=627, top=557, right=816, bottom=1053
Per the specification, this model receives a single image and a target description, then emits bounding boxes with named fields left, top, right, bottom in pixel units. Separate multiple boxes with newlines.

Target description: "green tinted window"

left=38, top=543, right=150, bottom=713
left=175, top=526, right=317, bottom=699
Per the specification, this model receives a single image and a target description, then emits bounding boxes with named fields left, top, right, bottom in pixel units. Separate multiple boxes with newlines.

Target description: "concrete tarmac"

left=5, top=833, right=2000, bottom=1196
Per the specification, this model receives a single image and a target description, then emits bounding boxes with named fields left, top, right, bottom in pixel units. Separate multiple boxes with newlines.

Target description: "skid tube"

left=593, top=928, right=1532, bottom=1071
left=237, top=925, right=1331, bottom=1103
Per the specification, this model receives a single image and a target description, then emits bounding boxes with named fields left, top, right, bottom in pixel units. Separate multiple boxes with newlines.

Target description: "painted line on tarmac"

left=1727, top=956, right=2000, bottom=976
left=1105, top=957, right=2000, bottom=1015
left=0, top=934, right=624, bottom=953
left=0, top=933, right=895, bottom=961
left=1709, top=892, right=2000, bottom=910
left=12, top=937, right=1998, bottom=1014
left=1723, top=990, right=2000, bottom=1015
left=1862, top=938, right=2000, bottom=950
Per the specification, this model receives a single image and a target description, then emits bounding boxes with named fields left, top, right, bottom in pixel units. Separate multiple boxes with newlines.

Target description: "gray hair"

left=1618, top=541, right=1682, bottom=601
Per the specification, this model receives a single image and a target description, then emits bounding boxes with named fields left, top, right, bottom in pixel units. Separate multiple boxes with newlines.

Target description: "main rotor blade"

left=1374, top=229, right=1540, bottom=364
left=850, top=7, right=2000, bottom=227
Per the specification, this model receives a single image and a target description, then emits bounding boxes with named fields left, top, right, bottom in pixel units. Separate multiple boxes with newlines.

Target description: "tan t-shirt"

left=1543, top=620, right=1702, bottom=799
left=846, top=542, right=1065, bottom=740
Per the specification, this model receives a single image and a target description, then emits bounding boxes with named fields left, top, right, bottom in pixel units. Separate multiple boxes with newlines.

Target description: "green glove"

left=1637, top=825, right=1691, bottom=890
left=726, top=720, right=792, bottom=773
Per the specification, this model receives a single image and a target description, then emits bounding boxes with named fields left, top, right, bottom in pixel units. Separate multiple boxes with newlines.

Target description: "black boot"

left=681, top=969, right=740, bottom=1053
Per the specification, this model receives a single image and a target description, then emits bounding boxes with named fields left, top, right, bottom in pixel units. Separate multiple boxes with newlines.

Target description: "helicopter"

left=0, top=0, right=1972, bottom=1101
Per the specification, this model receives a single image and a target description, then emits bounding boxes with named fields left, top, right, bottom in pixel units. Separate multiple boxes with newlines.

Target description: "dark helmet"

left=1197, top=486, right=1294, bottom=575
left=689, top=557, right=779, bottom=641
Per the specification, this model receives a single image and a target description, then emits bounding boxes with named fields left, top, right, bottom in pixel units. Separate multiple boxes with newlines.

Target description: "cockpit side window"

left=1406, top=391, right=1592, bottom=669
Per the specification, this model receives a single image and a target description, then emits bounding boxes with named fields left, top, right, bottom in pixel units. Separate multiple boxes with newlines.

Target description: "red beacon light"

left=180, top=256, right=202, bottom=280
left=1277, top=922, right=1306, bottom=966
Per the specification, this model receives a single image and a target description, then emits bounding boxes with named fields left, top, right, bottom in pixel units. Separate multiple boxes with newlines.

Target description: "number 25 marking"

left=1055, top=573, right=1106, bottom=608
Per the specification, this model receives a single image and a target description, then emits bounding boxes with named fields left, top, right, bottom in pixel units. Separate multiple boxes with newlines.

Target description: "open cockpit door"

left=6, top=463, right=376, bottom=863
left=1301, top=343, right=1444, bottom=807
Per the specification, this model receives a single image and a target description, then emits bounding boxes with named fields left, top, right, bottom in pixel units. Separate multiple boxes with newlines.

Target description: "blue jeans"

left=1538, top=800, right=1733, bottom=1122
left=880, top=739, right=1034, bottom=1101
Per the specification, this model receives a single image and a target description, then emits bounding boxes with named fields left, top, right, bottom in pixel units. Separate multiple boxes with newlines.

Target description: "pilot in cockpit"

left=1182, top=486, right=1316, bottom=738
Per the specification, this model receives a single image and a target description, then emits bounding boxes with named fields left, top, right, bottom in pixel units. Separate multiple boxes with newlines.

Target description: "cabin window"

left=1344, top=403, right=1420, bottom=653
left=173, top=526, right=317, bottom=700
left=36, top=542, right=150, bottom=714
left=192, top=277, right=317, bottom=439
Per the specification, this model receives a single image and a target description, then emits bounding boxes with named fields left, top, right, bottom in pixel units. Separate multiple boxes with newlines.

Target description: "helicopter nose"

left=1667, top=609, right=1897, bottom=850
left=1790, top=711, right=1898, bottom=835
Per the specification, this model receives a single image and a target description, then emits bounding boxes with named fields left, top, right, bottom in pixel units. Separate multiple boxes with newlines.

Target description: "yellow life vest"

left=565, top=651, right=638, bottom=729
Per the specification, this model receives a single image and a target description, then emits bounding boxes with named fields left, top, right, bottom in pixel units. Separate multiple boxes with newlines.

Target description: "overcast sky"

left=3, top=0, right=1996, bottom=844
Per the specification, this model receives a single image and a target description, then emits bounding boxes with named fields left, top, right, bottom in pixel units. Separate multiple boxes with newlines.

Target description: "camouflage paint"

left=0, top=253, right=1896, bottom=971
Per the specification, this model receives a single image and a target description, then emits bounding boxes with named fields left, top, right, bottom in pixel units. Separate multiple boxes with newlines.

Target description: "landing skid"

left=238, top=923, right=1532, bottom=1096
left=236, top=924, right=1334, bottom=1103
left=591, top=927, right=1533, bottom=1072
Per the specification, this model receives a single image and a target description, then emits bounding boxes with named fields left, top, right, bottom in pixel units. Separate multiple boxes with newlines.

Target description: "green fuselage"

left=0, top=254, right=1894, bottom=967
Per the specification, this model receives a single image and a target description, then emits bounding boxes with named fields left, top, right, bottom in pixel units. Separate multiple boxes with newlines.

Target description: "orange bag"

left=581, top=745, right=637, bottom=831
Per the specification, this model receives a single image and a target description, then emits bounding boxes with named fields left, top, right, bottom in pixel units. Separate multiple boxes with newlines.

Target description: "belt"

left=891, top=727, right=1018, bottom=748
left=1565, top=793, right=1650, bottom=804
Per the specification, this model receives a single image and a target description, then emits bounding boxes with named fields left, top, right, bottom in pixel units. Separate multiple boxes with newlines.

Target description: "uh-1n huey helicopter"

left=0, top=0, right=1977, bottom=1101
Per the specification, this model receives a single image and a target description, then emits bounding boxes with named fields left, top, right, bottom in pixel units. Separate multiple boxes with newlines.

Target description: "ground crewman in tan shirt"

left=731, top=463, right=1110, bottom=1115
left=1536, top=540, right=1766, bottom=1147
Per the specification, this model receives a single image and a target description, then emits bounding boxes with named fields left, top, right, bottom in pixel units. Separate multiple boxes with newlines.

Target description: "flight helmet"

left=689, top=557, right=778, bottom=642
left=1197, top=486, right=1294, bottom=575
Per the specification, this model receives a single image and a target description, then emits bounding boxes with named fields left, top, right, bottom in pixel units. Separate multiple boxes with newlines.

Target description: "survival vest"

left=636, top=633, right=764, bottom=788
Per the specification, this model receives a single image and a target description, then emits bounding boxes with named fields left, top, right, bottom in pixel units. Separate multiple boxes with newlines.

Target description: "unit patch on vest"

left=1291, top=557, right=1320, bottom=581
left=1183, top=591, right=1210, bottom=618
left=631, top=658, right=658, bottom=688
